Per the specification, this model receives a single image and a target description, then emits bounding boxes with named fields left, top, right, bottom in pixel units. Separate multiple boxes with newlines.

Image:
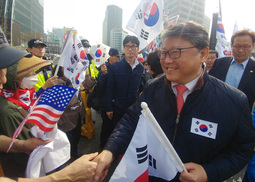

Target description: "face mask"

left=84, top=48, right=90, bottom=54
left=19, top=74, right=39, bottom=89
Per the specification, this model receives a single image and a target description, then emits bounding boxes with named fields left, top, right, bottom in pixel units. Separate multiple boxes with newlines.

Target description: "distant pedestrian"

left=81, top=39, right=99, bottom=78
left=27, top=38, right=53, bottom=91
left=142, top=60, right=153, bottom=83
left=147, top=50, right=164, bottom=78
left=205, top=50, right=218, bottom=72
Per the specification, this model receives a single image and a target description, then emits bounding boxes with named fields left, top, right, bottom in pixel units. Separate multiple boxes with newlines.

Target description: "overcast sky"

left=44, top=0, right=255, bottom=45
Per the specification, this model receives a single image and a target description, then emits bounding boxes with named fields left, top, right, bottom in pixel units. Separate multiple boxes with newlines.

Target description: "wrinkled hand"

left=106, top=111, right=113, bottom=120
left=101, top=63, right=107, bottom=75
left=93, top=150, right=113, bottom=182
left=61, top=152, right=98, bottom=182
left=42, top=76, right=58, bottom=90
left=15, top=138, right=52, bottom=154
left=179, top=163, right=208, bottom=182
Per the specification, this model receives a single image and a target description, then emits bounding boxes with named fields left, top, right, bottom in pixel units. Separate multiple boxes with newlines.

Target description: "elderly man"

left=209, top=30, right=255, bottom=110
left=93, top=21, right=255, bottom=182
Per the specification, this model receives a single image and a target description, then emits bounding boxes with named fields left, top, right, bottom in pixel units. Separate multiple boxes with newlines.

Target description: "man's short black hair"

left=209, top=50, right=219, bottom=58
left=123, top=35, right=140, bottom=47
left=147, top=50, right=163, bottom=77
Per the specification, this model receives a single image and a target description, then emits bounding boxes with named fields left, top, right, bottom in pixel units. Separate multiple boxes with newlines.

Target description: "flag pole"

left=141, top=102, right=187, bottom=173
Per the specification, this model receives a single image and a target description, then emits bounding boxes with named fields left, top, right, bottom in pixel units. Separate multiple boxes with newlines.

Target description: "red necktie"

left=175, top=85, right=188, bottom=114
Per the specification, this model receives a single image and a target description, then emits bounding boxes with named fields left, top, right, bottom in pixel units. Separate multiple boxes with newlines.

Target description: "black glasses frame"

left=158, top=46, right=197, bottom=59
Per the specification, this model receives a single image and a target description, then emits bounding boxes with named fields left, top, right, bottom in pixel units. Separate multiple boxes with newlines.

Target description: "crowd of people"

left=0, top=20, right=255, bottom=182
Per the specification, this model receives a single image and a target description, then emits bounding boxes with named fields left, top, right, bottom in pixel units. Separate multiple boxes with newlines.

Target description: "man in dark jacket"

left=93, top=21, right=255, bottom=182
left=97, top=48, right=120, bottom=148
left=209, top=30, right=255, bottom=111
left=103, top=35, right=144, bottom=135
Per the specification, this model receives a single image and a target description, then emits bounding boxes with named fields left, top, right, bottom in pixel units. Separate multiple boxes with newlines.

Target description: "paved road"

left=78, top=109, right=247, bottom=182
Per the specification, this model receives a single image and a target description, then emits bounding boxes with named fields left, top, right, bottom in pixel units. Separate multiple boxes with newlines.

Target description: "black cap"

left=28, top=39, right=47, bottom=48
left=109, top=48, right=120, bottom=57
left=0, top=27, right=29, bottom=69
left=81, top=39, right=91, bottom=47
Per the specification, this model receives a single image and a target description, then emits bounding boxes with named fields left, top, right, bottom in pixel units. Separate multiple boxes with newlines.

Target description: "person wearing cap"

left=0, top=27, right=99, bottom=182
left=27, top=39, right=47, bottom=59
left=97, top=48, right=120, bottom=148
left=81, top=39, right=99, bottom=78
left=0, top=55, right=58, bottom=177
left=0, top=54, right=58, bottom=177
left=27, top=38, right=53, bottom=92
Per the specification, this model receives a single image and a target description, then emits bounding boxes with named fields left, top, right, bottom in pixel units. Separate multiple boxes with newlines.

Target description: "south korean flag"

left=190, top=118, right=218, bottom=139
left=126, top=0, right=164, bottom=50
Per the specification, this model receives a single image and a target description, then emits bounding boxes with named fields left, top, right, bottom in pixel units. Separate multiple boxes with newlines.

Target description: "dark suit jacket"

left=209, top=56, right=255, bottom=110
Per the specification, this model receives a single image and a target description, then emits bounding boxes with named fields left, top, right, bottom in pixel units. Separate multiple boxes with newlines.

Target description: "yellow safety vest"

left=89, top=60, right=99, bottom=78
left=33, top=71, right=52, bottom=92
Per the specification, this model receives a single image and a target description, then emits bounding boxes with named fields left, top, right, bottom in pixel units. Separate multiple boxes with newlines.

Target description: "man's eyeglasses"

left=124, top=45, right=138, bottom=50
left=158, top=46, right=197, bottom=59
left=232, top=44, right=253, bottom=50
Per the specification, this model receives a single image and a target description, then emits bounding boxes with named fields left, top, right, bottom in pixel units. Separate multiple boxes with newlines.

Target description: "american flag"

left=26, top=85, right=77, bottom=132
left=7, top=85, right=76, bottom=152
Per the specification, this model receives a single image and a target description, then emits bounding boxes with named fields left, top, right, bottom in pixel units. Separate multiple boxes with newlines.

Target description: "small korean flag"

left=190, top=118, right=218, bottom=139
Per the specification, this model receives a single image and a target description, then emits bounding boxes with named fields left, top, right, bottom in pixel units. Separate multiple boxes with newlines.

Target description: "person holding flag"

left=81, top=39, right=99, bottom=78
left=0, top=27, right=99, bottom=181
left=93, top=21, right=255, bottom=182
left=0, top=32, right=59, bottom=177
left=0, top=53, right=58, bottom=177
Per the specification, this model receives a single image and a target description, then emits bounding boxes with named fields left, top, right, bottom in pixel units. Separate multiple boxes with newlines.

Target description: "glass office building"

left=0, top=0, right=44, bottom=47
left=102, top=5, right=123, bottom=51
left=164, top=0, right=210, bottom=31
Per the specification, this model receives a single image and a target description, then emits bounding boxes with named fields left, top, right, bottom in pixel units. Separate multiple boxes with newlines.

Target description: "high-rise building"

left=164, top=0, right=210, bottom=31
left=0, top=0, right=44, bottom=48
left=102, top=5, right=122, bottom=52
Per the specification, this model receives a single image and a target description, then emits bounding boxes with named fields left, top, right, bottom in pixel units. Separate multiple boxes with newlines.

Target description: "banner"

left=126, top=0, right=164, bottom=50
left=110, top=102, right=186, bottom=181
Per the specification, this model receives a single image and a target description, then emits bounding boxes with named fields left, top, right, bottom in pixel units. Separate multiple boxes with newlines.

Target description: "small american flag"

left=7, top=85, right=76, bottom=152
left=26, top=85, right=77, bottom=132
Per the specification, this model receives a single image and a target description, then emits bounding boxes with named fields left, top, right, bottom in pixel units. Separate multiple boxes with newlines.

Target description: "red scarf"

left=0, top=88, right=37, bottom=111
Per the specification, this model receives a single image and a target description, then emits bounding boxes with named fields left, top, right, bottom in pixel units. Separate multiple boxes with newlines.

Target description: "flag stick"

left=141, top=102, right=188, bottom=173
